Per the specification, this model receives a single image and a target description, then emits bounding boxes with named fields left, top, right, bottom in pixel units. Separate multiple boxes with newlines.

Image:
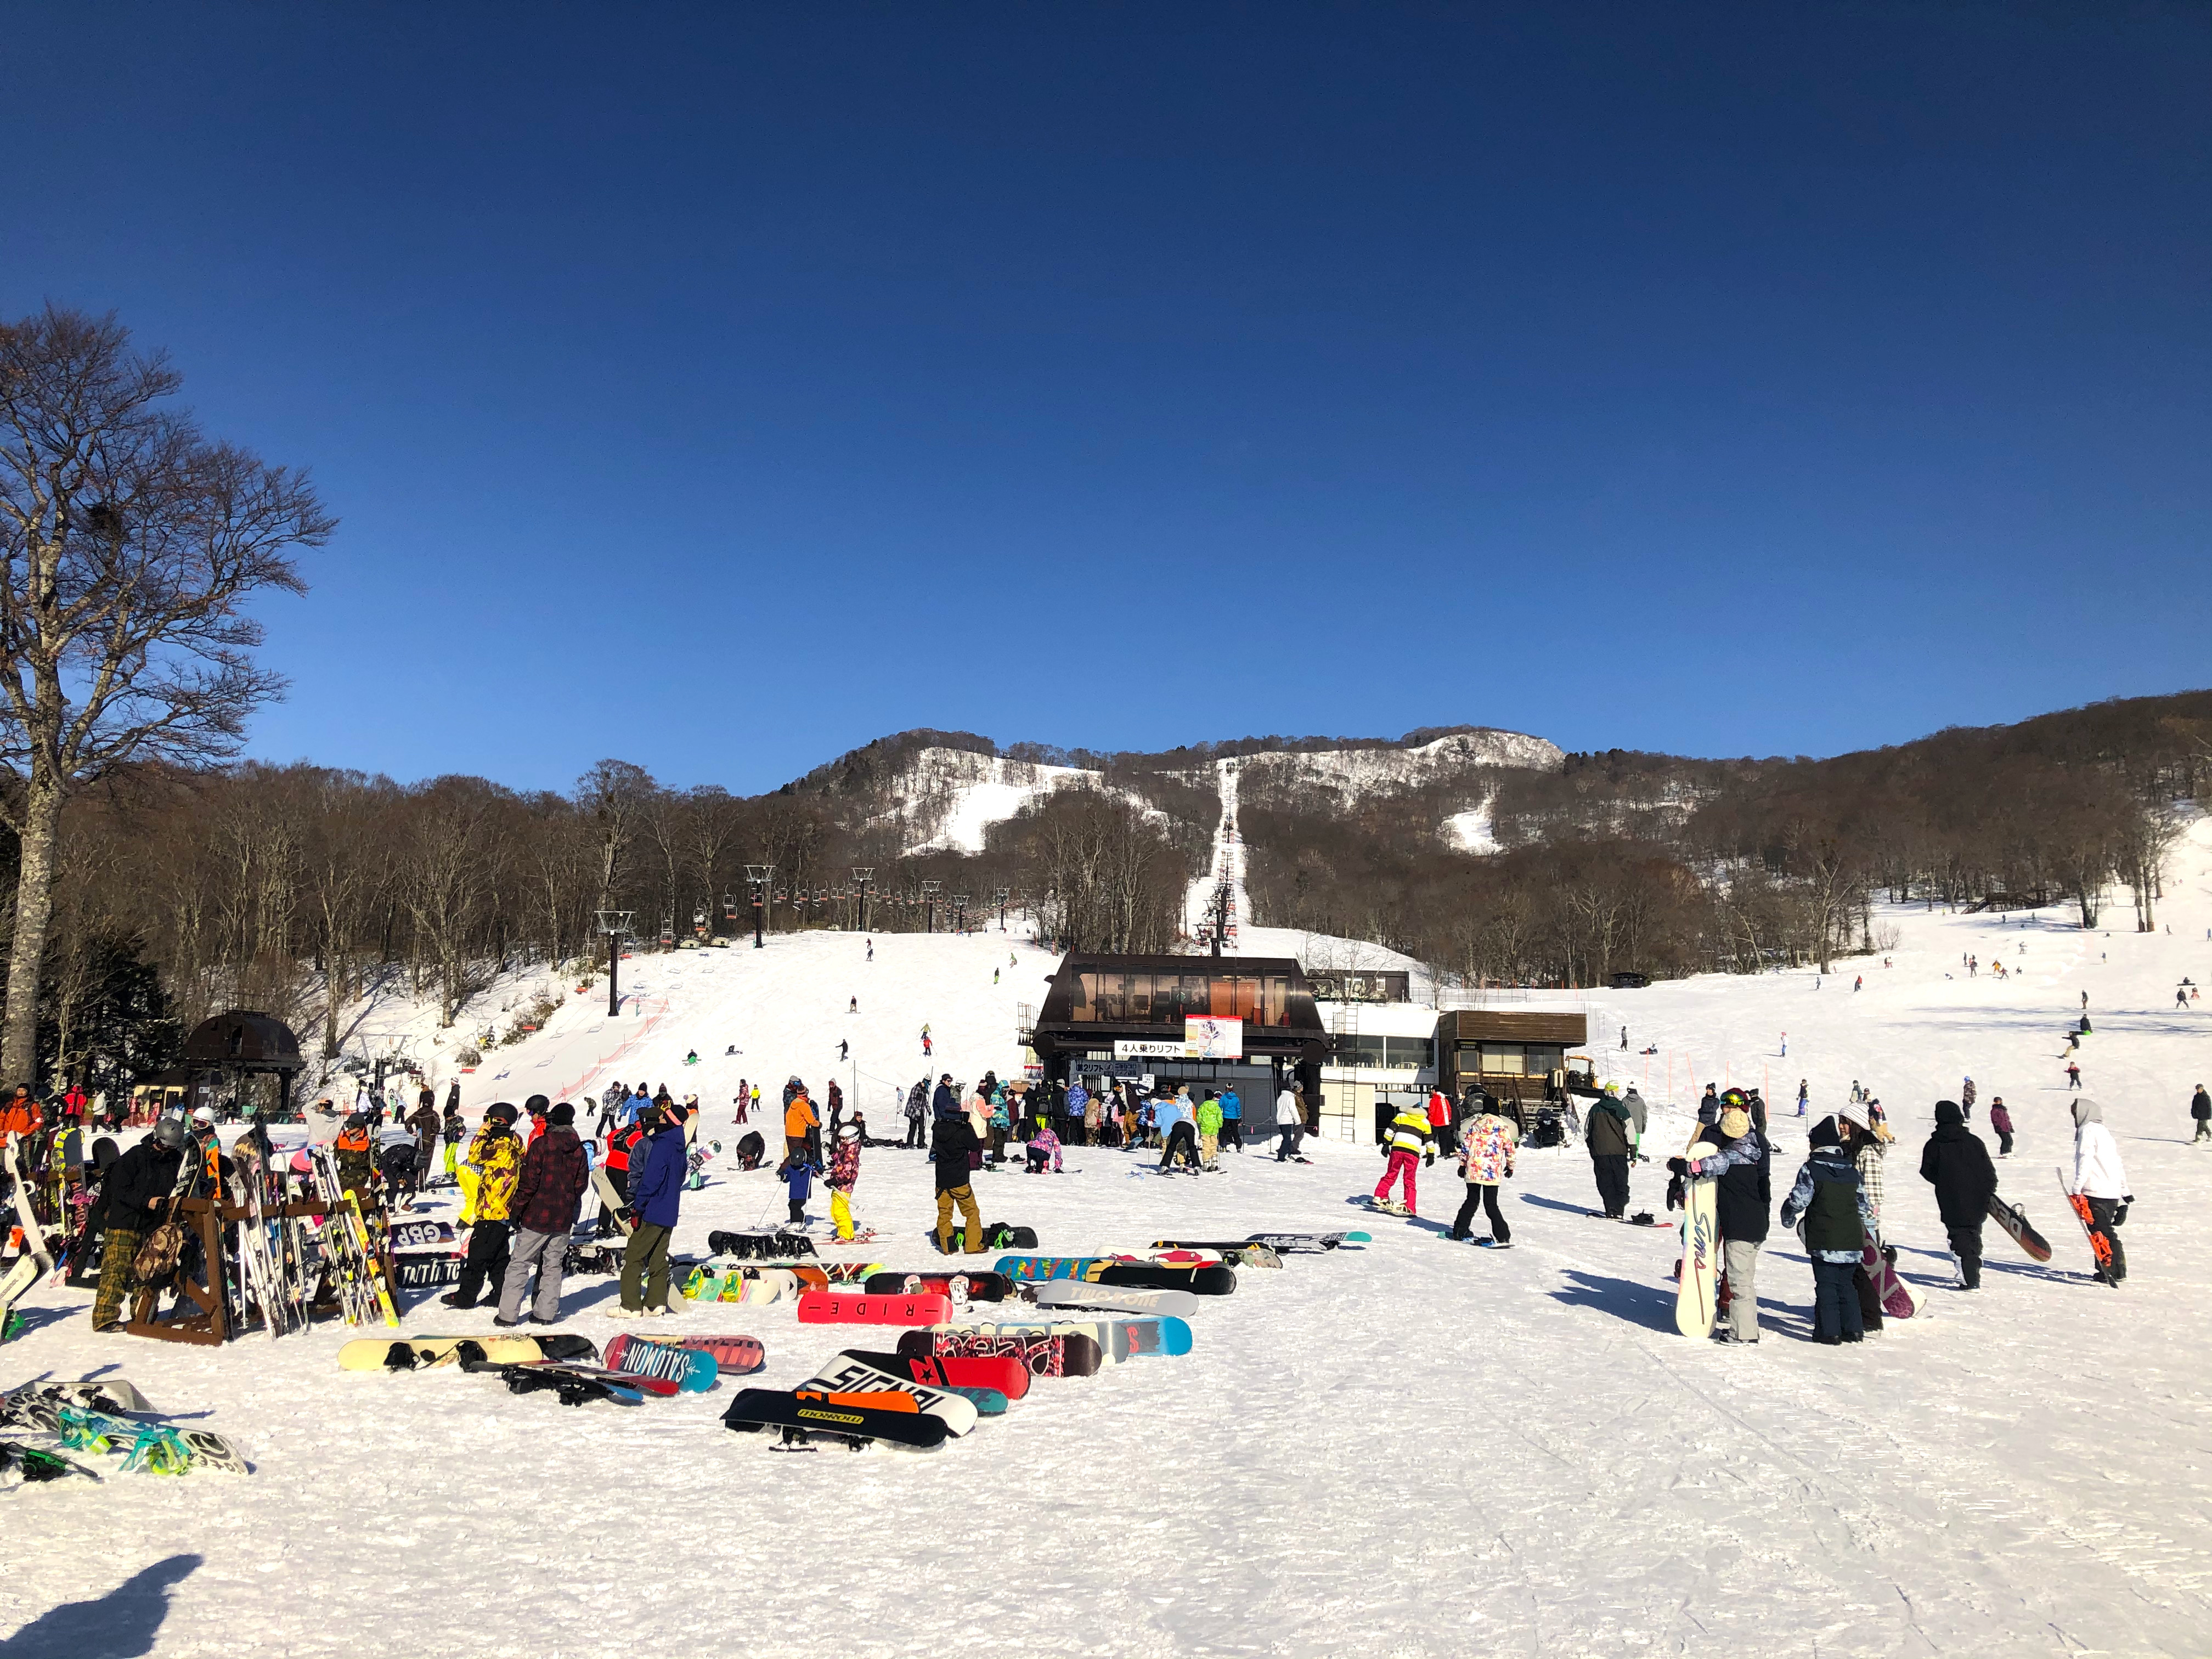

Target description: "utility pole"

left=953, top=893, right=970, bottom=935
left=595, top=909, right=634, bottom=1015
left=852, top=866, right=874, bottom=933
left=744, top=866, right=774, bottom=950
left=921, top=879, right=941, bottom=935
left=1212, top=883, right=1229, bottom=958
left=994, top=887, right=1009, bottom=932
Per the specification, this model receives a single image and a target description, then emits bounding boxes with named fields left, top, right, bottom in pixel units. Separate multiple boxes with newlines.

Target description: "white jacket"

left=2072, top=1122, right=2129, bottom=1200
left=1276, top=1088, right=1303, bottom=1126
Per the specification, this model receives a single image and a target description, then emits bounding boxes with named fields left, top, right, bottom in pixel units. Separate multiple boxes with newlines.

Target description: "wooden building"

left=1435, top=1010, right=1590, bottom=1104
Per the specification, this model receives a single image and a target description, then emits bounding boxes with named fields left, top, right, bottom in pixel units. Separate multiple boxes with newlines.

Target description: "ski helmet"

left=150, top=1118, right=187, bottom=1149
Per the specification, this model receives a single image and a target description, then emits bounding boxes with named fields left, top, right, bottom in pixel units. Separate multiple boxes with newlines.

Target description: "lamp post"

left=594, top=909, right=634, bottom=1016
left=852, top=866, right=873, bottom=933
left=744, top=865, right=774, bottom=950
left=921, top=879, right=941, bottom=935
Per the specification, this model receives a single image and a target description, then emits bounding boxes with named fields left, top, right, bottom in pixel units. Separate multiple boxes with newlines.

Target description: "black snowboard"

left=894, top=1326, right=1104, bottom=1378
left=708, top=1229, right=818, bottom=1260
left=1096, top=1261, right=1236, bottom=1296
left=720, top=1387, right=950, bottom=1451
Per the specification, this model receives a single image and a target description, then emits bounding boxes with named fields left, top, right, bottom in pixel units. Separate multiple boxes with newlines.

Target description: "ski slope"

left=3, top=825, right=2210, bottom=1657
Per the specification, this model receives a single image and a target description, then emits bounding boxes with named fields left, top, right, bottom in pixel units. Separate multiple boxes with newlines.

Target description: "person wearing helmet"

left=445, top=1103, right=523, bottom=1309
left=88, top=1118, right=189, bottom=1330
left=334, top=1111, right=376, bottom=1204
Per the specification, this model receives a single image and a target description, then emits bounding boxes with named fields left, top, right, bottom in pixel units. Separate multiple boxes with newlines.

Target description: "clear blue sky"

left=5, top=4, right=2206, bottom=792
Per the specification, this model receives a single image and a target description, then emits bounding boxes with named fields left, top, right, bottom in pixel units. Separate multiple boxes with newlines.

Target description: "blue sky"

left=4, top=4, right=2205, bottom=792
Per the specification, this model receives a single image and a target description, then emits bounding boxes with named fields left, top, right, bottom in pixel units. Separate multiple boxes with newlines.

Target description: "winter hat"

left=524, top=1094, right=550, bottom=1115
left=1838, top=1099, right=1872, bottom=1136
left=193, top=1105, right=216, bottom=1124
left=485, top=1102, right=519, bottom=1125
left=1934, top=1100, right=1963, bottom=1129
left=549, top=1103, right=575, bottom=1127
left=1718, top=1107, right=1751, bottom=1139
left=344, top=1111, right=368, bottom=1128
left=2071, top=1096, right=2102, bottom=1128
left=1809, top=1116, right=1842, bottom=1149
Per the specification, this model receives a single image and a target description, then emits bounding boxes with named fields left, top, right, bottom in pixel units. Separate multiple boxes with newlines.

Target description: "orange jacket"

left=0, top=1098, right=36, bottom=1140
left=784, top=1095, right=817, bottom=1139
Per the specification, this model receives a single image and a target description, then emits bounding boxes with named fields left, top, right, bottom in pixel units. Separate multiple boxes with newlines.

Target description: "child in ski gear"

left=2067, top=1097, right=2131, bottom=1284
left=778, top=1152, right=816, bottom=1226
left=1919, top=1101, right=1996, bottom=1289
left=1585, top=1087, right=1634, bottom=1218
left=1373, top=1103, right=1436, bottom=1215
left=1195, top=1092, right=1223, bottom=1169
left=1450, top=1105, right=1519, bottom=1244
left=1026, top=1121, right=1063, bottom=1173
left=1779, top=1118, right=1877, bottom=1344
left=499, top=1101, right=590, bottom=1324
left=447, top=1103, right=523, bottom=1309
left=827, top=1123, right=861, bottom=1240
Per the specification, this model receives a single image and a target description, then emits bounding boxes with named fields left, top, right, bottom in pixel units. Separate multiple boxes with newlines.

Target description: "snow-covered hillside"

left=876, top=749, right=1102, bottom=854
left=5, top=824, right=2209, bottom=1658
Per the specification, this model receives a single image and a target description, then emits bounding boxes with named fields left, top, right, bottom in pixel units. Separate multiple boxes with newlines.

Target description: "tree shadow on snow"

left=0, top=1554, right=201, bottom=1659
left=1549, top=1269, right=1677, bottom=1333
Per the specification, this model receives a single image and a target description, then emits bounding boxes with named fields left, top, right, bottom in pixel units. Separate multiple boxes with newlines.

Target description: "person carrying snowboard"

left=499, top=1102, right=589, bottom=1325
left=1671, top=1092, right=1771, bottom=1344
left=1918, top=1100, right=1996, bottom=1290
left=1779, top=1118, right=1877, bottom=1345
left=2066, top=1097, right=2131, bottom=1285
left=87, top=1117, right=188, bottom=1331
left=1585, top=1084, right=1635, bottom=1220
left=445, top=1103, right=523, bottom=1310
left=1372, top=1099, right=1435, bottom=1216
left=2189, top=1082, right=2210, bottom=1145
left=1449, top=1099, right=1519, bottom=1245
left=827, top=1121, right=861, bottom=1239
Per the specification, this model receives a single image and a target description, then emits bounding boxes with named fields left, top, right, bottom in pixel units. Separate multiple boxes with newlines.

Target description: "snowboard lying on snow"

left=339, top=1334, right=597, bottom=1371
left=995, top=1256, right=1236, bottom=1296
left=721, top=1387, right=951, bottom=1451
left=896, top=1325, right=1101, bottom=1377
left=794, top=1289, right=953, bottom=1327
left=602, top=1334, right=719, bottom=1391
left=1028, top=1282, right=1198, bottom=1320
left=946, top=1312, right=1194, bottom=1359
left=799, top=1351, right=987, bottom=1432
left=606, top=1333, right=766, bottom=1375
left=862, top=1269, right=1014, bottom=1302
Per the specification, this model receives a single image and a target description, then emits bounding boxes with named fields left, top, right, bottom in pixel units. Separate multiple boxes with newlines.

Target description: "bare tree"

left=0, top=307, right=332, bottom=1083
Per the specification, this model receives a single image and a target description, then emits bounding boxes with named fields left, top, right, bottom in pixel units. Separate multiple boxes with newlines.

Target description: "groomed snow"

left=4, top=824, right=2210, bottom=1658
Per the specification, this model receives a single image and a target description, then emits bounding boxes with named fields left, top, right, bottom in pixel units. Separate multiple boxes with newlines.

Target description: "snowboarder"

left=1372, top=1100, right=1435, bottom=1216
left=1026, top=1119, right=1063, bottom=1173
left=1219, top=1084, right=1243, bottom=1152
left=498, top=1102, right=589, bottom=1325
left=1449, top=1101, right=1518, bottom=1245
left=1796, top=1079, right=1809, bottom=1118
left=784, top=1082, right=819, bottom=1166
left=865, top=940, right=873, bottom=962
left=848, top=996, right=857, bottom=1013
left=87, top=1118, right=187, bottom=1331
left=1778, top=1118, right=1877, bottom=1345
left=930, top=1108, right=983, bottom=1254
left=616, top=1106, right=686, bottom=1314
left=2066, top=1097, right=2131, bottom=1285
left=732, top=1081, right=749, bottom=1126
left=1673, top=1095, right=1770, bottom=1343
left=1196, top=1091, right=1223, bottom=1169
left=1585, top=1085, right=1634, bottom=1219
left=777, top=1149, right=816, bottom=1226
left=1989, top=1095, right=2016, bottom=1156
left=1961, top=1076, right=1977, bottom=1120
left=2066, top=1061, right=2082, bottom=1090
left=2192, top=1083, right=2211, bottom=1145
left=445, top=1103, right=523, bottom=1310
left=1275, top=1082, right=1305, bottom=1162
left=1919, top=1101, right=1995, bottom=1289
left=838, top=1038, right=849, bottom=1061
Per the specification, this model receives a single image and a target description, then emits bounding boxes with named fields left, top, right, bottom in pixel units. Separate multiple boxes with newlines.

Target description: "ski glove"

left=2112, top=1200, right=2130, bottom=1226
left=1666, top=1158, right=1689, bottom=1177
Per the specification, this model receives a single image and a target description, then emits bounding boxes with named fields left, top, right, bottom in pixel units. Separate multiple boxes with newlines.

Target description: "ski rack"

left=121, top=1193, right=347, bottom=1347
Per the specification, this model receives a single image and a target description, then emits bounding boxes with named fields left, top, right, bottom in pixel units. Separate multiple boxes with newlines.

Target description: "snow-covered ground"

left=5, top=823, right=2211, bottom=1657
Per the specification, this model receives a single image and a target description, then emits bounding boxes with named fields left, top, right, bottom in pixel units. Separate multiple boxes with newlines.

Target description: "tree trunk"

left=2, top=777, right=64, bottom=1086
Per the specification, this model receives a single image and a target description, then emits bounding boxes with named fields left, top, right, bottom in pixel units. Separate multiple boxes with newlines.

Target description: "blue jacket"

left=629, top=1125, right=687, bottom=1228
left=619, top=1091, right=649, bottom=1128
left=1218, top=1089, right=1241, bottom=1121
left=932, top=1083, right=958, bottom=1119
left=781, top=1159, right=815, bottom=1204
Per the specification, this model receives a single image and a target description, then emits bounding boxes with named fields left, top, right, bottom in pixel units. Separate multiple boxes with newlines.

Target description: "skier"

left=930, top=1106, right=984, bottom=1254
left=1778, top=1118, right=1877, bottom=1345
left=444, top=1103, right=523, bottom=1310
left=2066, top=1061, right=2083, bottom=1091
left=498, top=1102, right=589, bottom=1325
left=1275, top=1080, right=1305, bottom=1162
left=776, top=1149, right=816, bottom=1227
left=616, top=1105, right=686, bottom=1314
left=1961, top=1076, right=1977, bottom=1120
left=1371, top=1099, right=1435, bottom=1216
left=2192, top=1083, right=2211, bottom=1145
left=732, top=1081, right=749, bottom=1126
left=838, top=1038, right=849, bottom=1062
left=1672, top=1094, right=1770, bottom=1343
left=1988, top=1095, right=2016, bottom=1156
left=826, top=1121, right=862, bottom=1238
left=1919, top=1100, right=1996, bottom=1290
left=2066, top=1098, right=2131, bottom=1285
left=1585, top=1085, right=1634, bottom=1220
left=87, top=1118, right=188, bottom=1331
left=1449, top=1098, right=1519, bottom=1246
left=865, top=939, right=873, bottom=962
left=1796, top=1079, right=1809, bottom=1118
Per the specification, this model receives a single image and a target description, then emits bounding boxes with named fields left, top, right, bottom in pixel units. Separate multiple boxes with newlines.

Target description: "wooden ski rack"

left=122, top=1195, right=354, bottom=1346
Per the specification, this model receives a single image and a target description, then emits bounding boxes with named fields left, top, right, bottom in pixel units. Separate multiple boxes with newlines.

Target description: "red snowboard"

left=795, top=1290, right=953, bottom=1327
left=892, top=1350, right=1030, bottom=1402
